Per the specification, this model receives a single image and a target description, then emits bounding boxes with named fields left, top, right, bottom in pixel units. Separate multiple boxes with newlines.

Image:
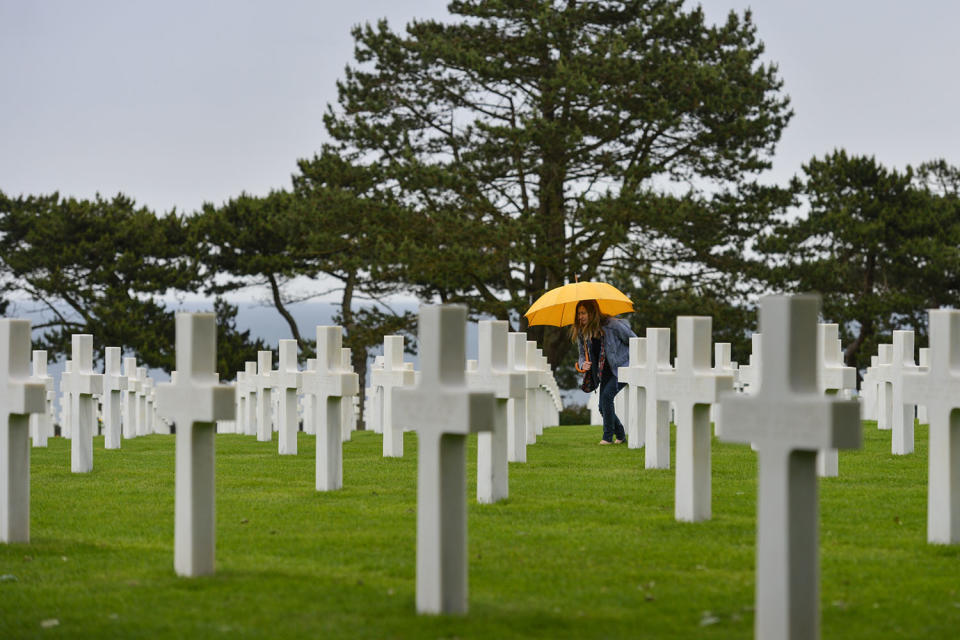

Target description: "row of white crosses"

left=148, top=308, right=525, bottom=592
left=859, top=332, right=933, bottom=450
left=616, top=318, right=733, bottom=521
left=856, top=331, right=934, bottom=448
left=65, top=344, right=161, bottom=447
left=612, top=301, right=960, bottom=637
left=3, top=307, right=545, bottom=615
left=466, top=321, right=525, bottom=504
left=122, top=356, right=155, bottom=438
left=505, top=332, right=562, bottom=454
left=55, top=342, right=160, bottom=445
left=365, top=330, right=561, bottom=463
left=619, top=319, right=861, bottom=475
left=9, top=303, right=960, bottom=635
left=228, top=334, right=359, bottom=449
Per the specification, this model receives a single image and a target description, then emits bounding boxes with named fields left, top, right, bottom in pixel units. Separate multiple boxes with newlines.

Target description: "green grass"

left=1, top=422, right=959, bottom=639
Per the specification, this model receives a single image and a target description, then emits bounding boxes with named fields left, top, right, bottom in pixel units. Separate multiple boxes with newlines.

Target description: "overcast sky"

left=2, top=0, right=958, bottom=215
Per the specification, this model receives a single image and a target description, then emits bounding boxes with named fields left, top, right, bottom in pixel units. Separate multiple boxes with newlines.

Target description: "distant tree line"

left=2, top=1, right=959, bottom=397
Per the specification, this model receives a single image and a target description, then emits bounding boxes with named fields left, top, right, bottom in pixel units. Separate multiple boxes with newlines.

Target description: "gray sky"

left=2, top=0, right=958, bottom=215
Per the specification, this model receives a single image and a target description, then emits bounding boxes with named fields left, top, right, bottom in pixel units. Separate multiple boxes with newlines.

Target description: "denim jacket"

left=576, top=316, right=636, bottom=377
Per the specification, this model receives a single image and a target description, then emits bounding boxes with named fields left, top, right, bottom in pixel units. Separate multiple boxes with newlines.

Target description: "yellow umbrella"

left=524, top=281, right=634, bottom=327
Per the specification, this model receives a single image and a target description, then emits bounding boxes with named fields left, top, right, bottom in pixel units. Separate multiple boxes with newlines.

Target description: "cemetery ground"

left=2, top=423, right=958, bottom=639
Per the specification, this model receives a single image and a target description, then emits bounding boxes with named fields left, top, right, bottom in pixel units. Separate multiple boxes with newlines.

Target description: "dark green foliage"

left=325, top=0, right=793, bottom=366
left=758, top=151, right=960, bottom=371
left=558, top=402, right=590, bottom=425
left=211, top=297, right=270, bottom=379
left=191, top=151, right=418, bottom=418
left=9, top=2, right=960, bottom=395
left=189, top=190, right=319, bottom=352
left=0, top=190, right=196, bottom=368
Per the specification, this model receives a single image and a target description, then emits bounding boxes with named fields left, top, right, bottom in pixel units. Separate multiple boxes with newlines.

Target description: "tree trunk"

left=340, top=270, right=367, bottom=429
left=266, top=272, right=307, bottom=354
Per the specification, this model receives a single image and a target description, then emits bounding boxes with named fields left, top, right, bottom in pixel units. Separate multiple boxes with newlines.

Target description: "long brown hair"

left=569, top=299, right=607, bottom=344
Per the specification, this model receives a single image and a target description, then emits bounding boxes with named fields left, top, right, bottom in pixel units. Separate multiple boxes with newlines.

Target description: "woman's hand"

left=581, top=361, right=591, bottom=371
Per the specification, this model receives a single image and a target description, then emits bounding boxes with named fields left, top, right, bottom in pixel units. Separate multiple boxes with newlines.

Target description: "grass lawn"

left=1, top=421, right=958, bottom=639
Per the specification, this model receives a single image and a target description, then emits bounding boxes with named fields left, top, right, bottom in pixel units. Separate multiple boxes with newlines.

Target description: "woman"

left=571, top=299, right=636, bottom=445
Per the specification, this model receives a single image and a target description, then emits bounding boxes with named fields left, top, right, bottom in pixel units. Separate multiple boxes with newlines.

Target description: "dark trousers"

left=598, top=374, right=627, bottom=443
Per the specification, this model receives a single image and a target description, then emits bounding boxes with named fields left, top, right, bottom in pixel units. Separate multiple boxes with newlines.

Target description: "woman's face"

left=577, top=305, right=589, bottom=327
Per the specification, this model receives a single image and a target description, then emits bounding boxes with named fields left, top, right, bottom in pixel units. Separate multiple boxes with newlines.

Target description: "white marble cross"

left=542, top=366, right=562, bottom=428
left=340, top=348, right=358, bottom=441
left=371, top=335, right=415, bottom=457
left=617, top=328, right=673, bottom=458
left=300, top=359, right=316, bottom=435
left=238, top=361, right=257, bottom=436
left=505, top=332, right=531, bottom=463
left=902, top=310, right=960, bottom=544
left=875, top=344, right=893, bottom=430
left=815, top=324, right=857, bottom=476
left=302, top=326, right=358, bottom=491
left=637, top=329, right=672, bottom=468
left=877, top=331, right=918, bottom=455
left=466, top=320, right=524, bottom=504
left=1, top=320, right=46, bottom=543
left=156, top=313, right=235, bottom=577
left=234, top=368, right=247, bottom=434
left=533, top=347, right=550, bottom=439
left=617, top=337, right=647, bottom=449
left=719, top=295, right=861, bottom=640
left=275, top=340, right=301, bottom=455
left=739, top=333, right=763, bottom=394
left=657, top=317, right=733, bottom=521
left=29, top=350, right=54, bottom=447
left=146, top=370, right=160, bottom=434
left=102, top=347, right=128, bottom=449
left=393, top=305, right=495, bottom=615
left=135, top=366, right=150, bottom=436
left=255, top=350, right=274, bottom=442
left=66, top=335, right=103, bottom=473
left=860, top=354, right=880, bottom=422
left=364, top=355, right=384, bottom=433
left=122, top=357, right=139, bottom=439
left=59, top=360, right=72, bottom=439
left=711, top=343, right=736, bottom=437
left=524, top=341, right=541, bottom=444
left=916, top=347, right=930, bottom=425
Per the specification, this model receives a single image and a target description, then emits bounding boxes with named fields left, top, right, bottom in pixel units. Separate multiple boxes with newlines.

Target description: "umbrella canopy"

left=524, top=281, right=634, bottom=327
